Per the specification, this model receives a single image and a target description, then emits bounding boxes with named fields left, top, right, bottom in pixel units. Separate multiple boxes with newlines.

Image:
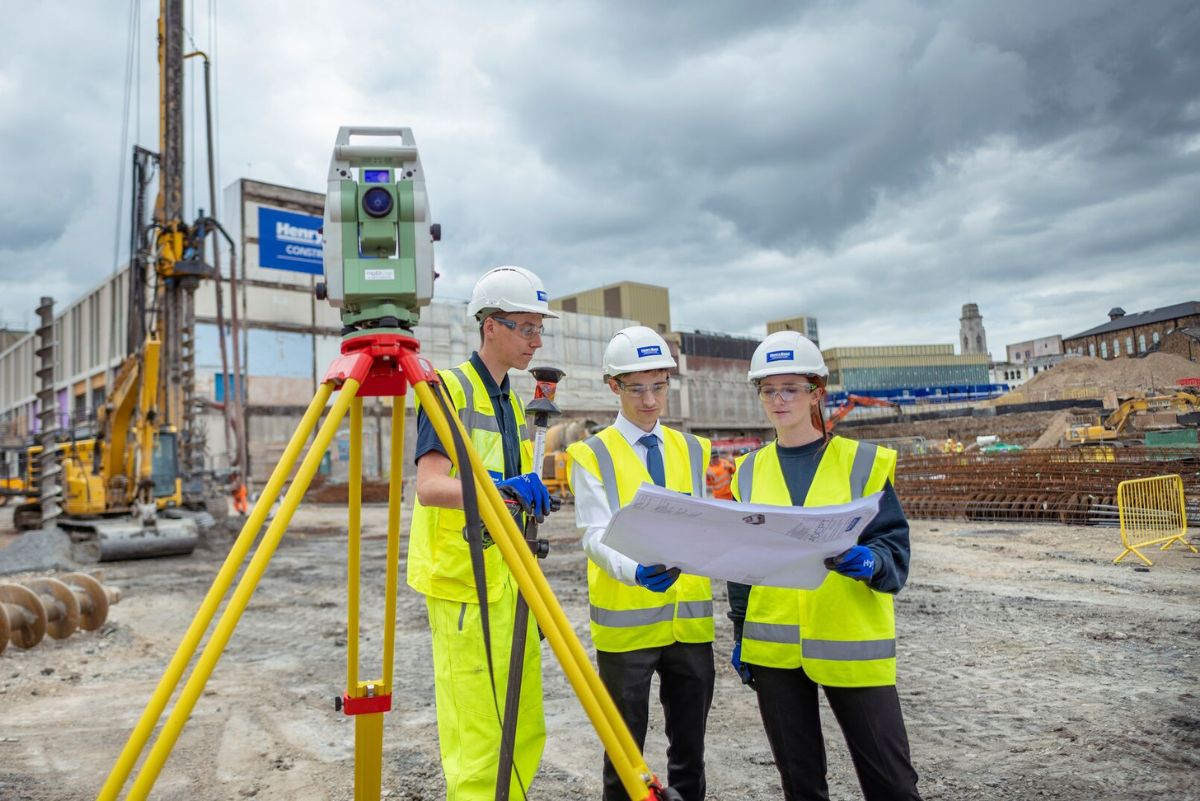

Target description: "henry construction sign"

left=258, top=206, right=323, bottom=274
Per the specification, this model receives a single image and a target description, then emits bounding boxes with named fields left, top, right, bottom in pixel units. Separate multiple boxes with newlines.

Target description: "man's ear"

left=605, top=376, right=620, bottom=396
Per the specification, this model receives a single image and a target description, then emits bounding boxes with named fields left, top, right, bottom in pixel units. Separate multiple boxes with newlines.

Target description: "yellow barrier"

left=1115, top=474, right=1197, bottom=565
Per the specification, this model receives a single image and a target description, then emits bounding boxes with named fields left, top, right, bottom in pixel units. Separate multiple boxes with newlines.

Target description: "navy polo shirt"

left=414, top=352, right=522, bottom=480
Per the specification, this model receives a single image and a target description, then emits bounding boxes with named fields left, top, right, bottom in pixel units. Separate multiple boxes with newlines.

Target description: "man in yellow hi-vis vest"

left=728, top=331, right=922, bottom=801
left=567, top=326, right=714, bottom=801
left=408, top=266, right=557, bottom=800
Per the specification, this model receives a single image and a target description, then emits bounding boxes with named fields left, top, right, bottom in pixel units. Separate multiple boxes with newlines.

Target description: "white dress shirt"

left=572, top=412, right=672, bottom=586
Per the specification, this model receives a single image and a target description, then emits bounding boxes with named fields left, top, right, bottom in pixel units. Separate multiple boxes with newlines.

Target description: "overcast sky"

left=1, top=1, right=1197, bottom=355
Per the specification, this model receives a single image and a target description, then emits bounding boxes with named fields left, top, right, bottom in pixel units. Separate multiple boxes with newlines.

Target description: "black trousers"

left=596, top=641, right=715, bottom=801
left=753, top=665, right=922, bottom=801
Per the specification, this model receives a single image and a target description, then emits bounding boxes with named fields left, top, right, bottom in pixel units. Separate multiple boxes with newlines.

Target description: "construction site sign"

left=258, top=207, right=323, bottom=274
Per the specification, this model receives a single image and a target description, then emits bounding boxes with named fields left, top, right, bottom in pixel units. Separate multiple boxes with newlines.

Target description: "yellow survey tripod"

left=97, top=331, right=684, bottom=801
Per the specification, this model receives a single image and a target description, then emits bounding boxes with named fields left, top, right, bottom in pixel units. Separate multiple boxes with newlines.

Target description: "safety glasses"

left=491, top=316, right=544, bottom=340
left=615, top=380, right=670, bottom=397
left=756, top=383, right=819, bottom=402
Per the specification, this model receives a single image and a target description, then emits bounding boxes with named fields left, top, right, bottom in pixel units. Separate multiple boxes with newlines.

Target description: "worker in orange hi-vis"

left=230, top=471, right=249, bottom=516
left=706, top=453, right=735, bottom=500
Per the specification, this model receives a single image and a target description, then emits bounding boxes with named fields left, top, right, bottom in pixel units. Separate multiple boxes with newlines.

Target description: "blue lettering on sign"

left=765, top=350, right=794, bottom=362
left=845, top=516, right=862, bottom=531
left=258, top=207, right=323, bottom=274
left=637, top=345, right=662, bottom=357
left=536, top=290, right=548, bottom=301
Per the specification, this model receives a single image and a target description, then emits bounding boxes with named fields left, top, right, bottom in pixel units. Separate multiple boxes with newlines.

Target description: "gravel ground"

left=1, top=504, right=1198, bottom=800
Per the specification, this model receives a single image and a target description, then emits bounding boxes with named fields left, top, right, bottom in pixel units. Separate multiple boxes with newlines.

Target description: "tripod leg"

left=382, top=398, right=404, bottom=691
left=98, top=383, right=334, bottom=801
left=124, top=380, right=361, bottom=801
left=348, top=397, right=362, bottom=691
left=408, top=375, right=654, bottom=801
left=348, top=399, right=406, bottom=801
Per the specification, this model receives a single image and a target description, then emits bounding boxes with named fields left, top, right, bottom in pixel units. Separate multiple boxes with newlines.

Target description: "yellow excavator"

left=1066, top=391, right=1200, bottom=445
left=13, top=0, right=229, bottom=560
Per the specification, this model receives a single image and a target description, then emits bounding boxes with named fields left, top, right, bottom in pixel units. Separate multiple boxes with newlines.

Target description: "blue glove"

left=495, top=473, right=551, bottom=519
left=825, top=545, right=877, bottom=581
left=635, top=563, right=680, bottom=592
left=731, top=641, right=755, bottom=687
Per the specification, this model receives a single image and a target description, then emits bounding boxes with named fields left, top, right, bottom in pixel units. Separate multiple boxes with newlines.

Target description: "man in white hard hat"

left=566, top=326, right=714, bottom=801
left=407, top=265, right=557, bottom=800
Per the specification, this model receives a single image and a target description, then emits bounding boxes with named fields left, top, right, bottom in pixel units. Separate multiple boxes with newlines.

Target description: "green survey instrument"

left=318, top=126, right=441, bottom=334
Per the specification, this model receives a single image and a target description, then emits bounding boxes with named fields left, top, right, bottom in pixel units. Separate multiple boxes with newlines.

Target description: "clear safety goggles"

left=756, top=382, right=819, bottom=402
left=492, top=316, right=545, bottom=340
left=615, top=380, right=670, bottom=397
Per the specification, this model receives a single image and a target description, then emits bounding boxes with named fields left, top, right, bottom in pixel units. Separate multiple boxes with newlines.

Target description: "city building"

left=1063, top=301, right=1200, bottom=360
left=823, top=344, right=994, bottom=403
left=767, top=315, right=819, bottom=347
left=959, top=303, right=988, bottom=356
left=550, top=281, right=671, bottom=334
left=669, top=331, right=767, bottom=438
left=1006, top=335, right=1063, bottom=365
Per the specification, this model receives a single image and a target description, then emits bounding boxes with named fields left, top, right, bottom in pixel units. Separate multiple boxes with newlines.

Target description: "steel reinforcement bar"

left=895, top=447, right=1200, bottom=525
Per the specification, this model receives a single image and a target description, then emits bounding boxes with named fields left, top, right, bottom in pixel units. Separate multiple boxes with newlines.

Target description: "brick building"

left=1063, top=301, right=1200, bottom=360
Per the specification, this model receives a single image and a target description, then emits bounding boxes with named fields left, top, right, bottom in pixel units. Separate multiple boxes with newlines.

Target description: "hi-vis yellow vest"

left=567, top=426, right=713, bottom=653
left=406, top=360, right=532, bottom=604
left=733, top=436, right=899, bottom=687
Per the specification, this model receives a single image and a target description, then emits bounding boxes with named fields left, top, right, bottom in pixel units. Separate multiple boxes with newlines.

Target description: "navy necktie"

left=639, top=434, right=666, bottom=487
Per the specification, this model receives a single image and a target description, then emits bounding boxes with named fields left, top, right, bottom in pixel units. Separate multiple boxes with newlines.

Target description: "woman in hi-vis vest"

left=728, top=331, right=923, bottom=801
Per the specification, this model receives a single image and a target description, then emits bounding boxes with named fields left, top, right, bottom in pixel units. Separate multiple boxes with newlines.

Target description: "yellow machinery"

left=542, top=420, right=591, bottom=499
left=12, top=0, right=227, bottom=560
left=15, top=339, right=197, bottom=559
left=1066, top=392, right=1200, bottom=445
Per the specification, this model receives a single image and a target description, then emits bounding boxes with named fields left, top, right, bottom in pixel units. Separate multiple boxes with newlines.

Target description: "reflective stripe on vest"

left=582, top=434, right=622, bottom=513
left=590, top=599, right=715, bottom=628
left=744, top=620, right=801, bottom=644
left=804, top=638, right=896, bottom=661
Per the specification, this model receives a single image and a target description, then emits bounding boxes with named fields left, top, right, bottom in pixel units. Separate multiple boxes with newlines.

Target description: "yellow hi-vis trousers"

left=426, top=577, right=545, bottom=801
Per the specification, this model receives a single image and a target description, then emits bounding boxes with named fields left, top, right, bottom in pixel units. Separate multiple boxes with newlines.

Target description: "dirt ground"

left=1, top=503, right=1199, bottom=801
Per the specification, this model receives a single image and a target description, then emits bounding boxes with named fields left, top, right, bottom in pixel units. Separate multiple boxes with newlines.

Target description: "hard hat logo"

left=765, top=350, right=794, bottom=363
left=636, top=345, right=662, bottom=358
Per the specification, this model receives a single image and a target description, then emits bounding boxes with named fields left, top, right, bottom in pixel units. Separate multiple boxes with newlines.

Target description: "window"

left=1126, top=336, right=1133, bottom=355
left=1112, top=338, right=1120, bottom=357
left=1100, top=342, right=1108, bottom=358
left=1138, top=334, right=1146, bottom=353
left=1152, top=331, right=1160, bottom=345
left=1088, top=343, right=1096, bottom=357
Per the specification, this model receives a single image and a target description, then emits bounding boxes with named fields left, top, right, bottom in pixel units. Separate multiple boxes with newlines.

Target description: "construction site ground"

left=2, top=502, right=1198, bottom=801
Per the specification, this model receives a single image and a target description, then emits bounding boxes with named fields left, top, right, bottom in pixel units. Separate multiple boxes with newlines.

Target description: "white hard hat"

left=467, top=265, right=560, bottom=321
left=748, top=331, right=828, bottom=381
left=603, top=326, right=677, bottom=376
